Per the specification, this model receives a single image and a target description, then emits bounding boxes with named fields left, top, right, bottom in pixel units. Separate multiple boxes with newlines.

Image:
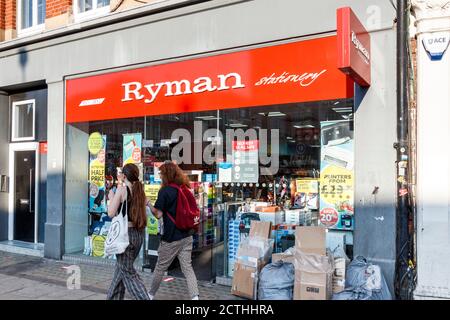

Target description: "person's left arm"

left=107, top=186, right=126, bottom=218
left=149, top=189, right=166, bottom=219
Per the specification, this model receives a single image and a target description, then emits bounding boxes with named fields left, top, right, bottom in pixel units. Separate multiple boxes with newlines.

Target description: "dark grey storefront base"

left=0, top=241, right=44, bottom=257
left=44, top=223, right=64, bottom=259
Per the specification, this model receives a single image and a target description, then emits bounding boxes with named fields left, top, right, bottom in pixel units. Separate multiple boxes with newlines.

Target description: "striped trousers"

left=149, top=236, right=199, bottom=299
left=107, top=227, right=149, bottom=300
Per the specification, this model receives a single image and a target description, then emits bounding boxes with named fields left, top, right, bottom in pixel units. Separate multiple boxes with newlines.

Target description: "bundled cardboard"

left=231, top=263, right=259, bottom=300
left=294, top=249, right=334, bottom=300
left=231, top=221, right=273, bottom=300
left=293, top=226, right=333, bottom=300
left=249, top=220, right=272, bottom=238
left=295, top=226, right=326, bottom=255
left=272, top=252, right=295, bottom=264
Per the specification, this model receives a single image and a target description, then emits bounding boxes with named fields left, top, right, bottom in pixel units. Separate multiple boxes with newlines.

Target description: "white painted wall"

left=412, top=0, right=450, bottom=299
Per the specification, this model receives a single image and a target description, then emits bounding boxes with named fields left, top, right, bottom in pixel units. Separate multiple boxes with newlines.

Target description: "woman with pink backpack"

left=147, top=161, right=200, bottom=300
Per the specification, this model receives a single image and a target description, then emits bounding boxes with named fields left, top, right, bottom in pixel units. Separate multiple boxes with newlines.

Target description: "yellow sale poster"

left=145, top=183, right=161, bottom=205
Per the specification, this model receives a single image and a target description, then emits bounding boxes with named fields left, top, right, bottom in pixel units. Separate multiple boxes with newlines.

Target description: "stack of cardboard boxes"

left=294, top=227, right=334, bottom=300
left=231, top=221, right=273, bottom=299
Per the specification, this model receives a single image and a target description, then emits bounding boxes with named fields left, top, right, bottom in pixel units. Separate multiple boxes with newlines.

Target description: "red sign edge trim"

left=337, top=7, right=371, bottom=87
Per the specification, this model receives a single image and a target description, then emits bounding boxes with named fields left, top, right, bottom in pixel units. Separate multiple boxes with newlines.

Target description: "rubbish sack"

left=343, top=256, right=392, bottom=300
left=332, top=245, right=351, bottom=266
left=332, top=287, right=372, bottom=300
left=258, top=260, right=295, bottom=300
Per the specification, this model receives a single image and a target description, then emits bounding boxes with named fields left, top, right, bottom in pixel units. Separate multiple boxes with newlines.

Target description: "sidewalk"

left=0, top=251, right=240, bottom=300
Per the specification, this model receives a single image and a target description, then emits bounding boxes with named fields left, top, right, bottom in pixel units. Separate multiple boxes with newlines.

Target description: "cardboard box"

left=295, top=226, right=326, bottom=255
left=272, top=253, right=295, bottom=264
left=249, top=220, right=272, bottom=238
left=294, top=269, right=333, bottom=300
left=231, top=220, right=273, bottom=299
left=293, top=249, right=334, bottom=300
left=231, top=262, right=259, bottom=299
left=260, top=206, right=280, bottom=212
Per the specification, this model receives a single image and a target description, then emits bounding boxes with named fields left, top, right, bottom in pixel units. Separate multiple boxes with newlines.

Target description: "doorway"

left=8, top=143, right=40, bottom=243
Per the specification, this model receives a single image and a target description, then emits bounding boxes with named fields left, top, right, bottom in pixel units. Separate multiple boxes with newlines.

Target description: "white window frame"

left=74, top=0, right=110, bottom=23
left=11, top=99, right=36, bottom=142
left=17, top=0, right=46, bottom=37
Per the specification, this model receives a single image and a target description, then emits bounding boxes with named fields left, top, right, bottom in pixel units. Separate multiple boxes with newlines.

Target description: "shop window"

left=17, top=0, right=46, bottom=37
left=65, top=99, right=355, bottom=281
left=74, top=0, right=110, bottom=22
left=11, top=99, right=35, bottom=142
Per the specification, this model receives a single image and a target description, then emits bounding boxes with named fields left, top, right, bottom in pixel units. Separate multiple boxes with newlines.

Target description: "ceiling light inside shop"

left=267, top=112, right=286, bottom=117
left=294, top=125, right=315, bottom=129
left=228, top=123, right=248, bottom=128
left=286, top=137, right=293, bottom=140
left=332, top=107, right=353, bottom=113
left=196, top=116, right=217, bottom=120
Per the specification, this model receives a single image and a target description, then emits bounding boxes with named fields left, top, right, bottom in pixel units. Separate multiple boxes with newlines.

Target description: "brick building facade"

left=0, top=0, right=161, bottom=42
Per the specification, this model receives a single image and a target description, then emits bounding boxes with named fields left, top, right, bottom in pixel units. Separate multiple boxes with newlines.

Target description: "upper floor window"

left=11, top=100, right=36, bottom=142
left=18, top=0, right=46, bottom=36
left=75, top=0, right=110, bottom=22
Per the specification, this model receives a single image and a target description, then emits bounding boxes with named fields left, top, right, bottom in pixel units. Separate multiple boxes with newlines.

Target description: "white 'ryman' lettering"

left=121, top=72, right=246, bottom=104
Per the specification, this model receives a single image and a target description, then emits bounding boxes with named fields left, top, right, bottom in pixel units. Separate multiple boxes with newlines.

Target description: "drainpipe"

left=395, top=0, right=411, bottom=300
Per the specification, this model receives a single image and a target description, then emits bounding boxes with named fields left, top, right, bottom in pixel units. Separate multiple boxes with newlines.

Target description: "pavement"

left=0, top=251, right=241, bottom=300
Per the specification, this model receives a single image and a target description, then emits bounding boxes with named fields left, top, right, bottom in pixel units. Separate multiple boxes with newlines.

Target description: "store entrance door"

left=9, top=143, right=39, bottom=243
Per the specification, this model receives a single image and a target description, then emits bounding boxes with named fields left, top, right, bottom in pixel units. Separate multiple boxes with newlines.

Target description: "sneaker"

left=148, top=292, right=154, bottom=300
left=192, top=295, right=199, bottom=300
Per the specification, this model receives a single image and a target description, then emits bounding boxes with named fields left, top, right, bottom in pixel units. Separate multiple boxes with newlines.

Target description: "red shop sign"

left=66, top=36, right=354, bottom=123
left=337, top=7, right=371, bottom=87
left=39, top=142, right=48, bottom=154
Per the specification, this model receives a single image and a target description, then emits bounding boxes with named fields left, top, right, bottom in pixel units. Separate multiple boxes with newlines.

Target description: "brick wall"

left=0, top=0, right=5, bottom=30
left=4, top=0, right=16, bottom=30
left=47, top=0, right=73, bottom=19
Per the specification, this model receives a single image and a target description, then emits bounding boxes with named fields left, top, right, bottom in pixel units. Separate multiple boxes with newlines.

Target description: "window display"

left=65, top=98, right=355, bottom=281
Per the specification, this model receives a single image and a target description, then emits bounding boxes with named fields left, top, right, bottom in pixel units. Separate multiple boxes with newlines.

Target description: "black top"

left=154, top=186, right=192, bottom=243
left=117, top=186, right=132, bottom=222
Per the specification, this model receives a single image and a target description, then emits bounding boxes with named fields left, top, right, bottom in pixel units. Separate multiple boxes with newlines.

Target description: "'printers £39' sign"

left=66, top=36, right=353, bottom=123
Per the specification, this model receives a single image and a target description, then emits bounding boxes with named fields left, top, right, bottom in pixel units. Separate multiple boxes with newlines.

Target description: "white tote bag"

left=104, top=194, right=130, bottom=257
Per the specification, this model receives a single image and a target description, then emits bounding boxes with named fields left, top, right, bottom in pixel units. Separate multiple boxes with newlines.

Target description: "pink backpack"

left=166, top=183, right=200, bottom=231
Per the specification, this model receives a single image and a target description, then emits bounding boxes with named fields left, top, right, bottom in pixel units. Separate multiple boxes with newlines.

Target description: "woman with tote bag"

left=106, top=163, right=150, bottom=300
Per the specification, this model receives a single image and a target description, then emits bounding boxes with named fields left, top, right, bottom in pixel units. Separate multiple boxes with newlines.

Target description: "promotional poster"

left=319, top=120, right=354, bottom=230
left=89, top=133, right=107, bottom=213
left=218, top=140, right=259, bottom=183
left=295, top=179, right=319, bottom=210
left=122, top=133, right=142, bottom=165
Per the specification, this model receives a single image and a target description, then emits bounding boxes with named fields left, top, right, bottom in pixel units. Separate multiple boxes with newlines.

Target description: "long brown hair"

left=122, top=163, right=147, bottom=230
left=159, top=162, right=190, bottom=188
